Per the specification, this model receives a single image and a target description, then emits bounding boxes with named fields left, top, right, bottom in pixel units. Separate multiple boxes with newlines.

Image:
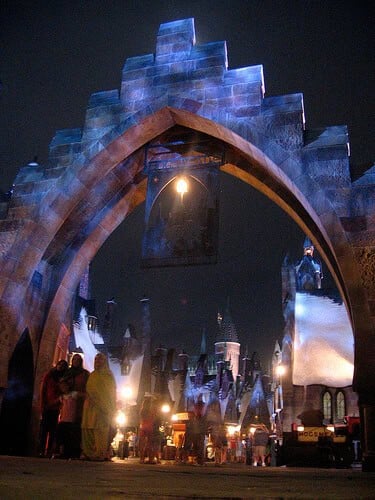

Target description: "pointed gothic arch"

left=0, top=329, right=34, bottom=455
left=0, top=18, right=373, bottom=467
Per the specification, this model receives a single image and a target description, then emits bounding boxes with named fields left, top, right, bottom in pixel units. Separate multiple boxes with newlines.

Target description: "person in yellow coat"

left=81, top=353, right=117, bottom=461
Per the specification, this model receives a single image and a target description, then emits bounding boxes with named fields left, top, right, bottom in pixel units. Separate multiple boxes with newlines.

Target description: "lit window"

left=336, top=391, right=346, bottom=420
left=323, top=391, right=332, bottom=420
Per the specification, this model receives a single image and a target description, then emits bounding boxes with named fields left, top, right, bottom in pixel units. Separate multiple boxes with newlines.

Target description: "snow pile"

left=293, top=293, right=354, bottom=387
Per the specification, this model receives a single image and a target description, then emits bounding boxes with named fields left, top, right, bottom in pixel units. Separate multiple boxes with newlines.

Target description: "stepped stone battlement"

left=3, top=18, right=371, bottom=229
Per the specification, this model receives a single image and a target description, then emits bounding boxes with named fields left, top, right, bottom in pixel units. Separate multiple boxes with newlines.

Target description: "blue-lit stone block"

left=153, top=72, right=189, bottom=87
left=122, top=54, right=155, bottom=72
left=194, top=55, right=227, bottom=70
left=204, top=86, right=233, bottom=100
left=87, top=90, right=120, bottom=109
left=156, top=19, right=195, bottom=64
left=224, top=65, right=264, bottom=84
left=262, top=93, right=304, bottom=116
left=49, top=128, right=82, bottom=149
left=122, top=67, right=150, bottom=81
left=190, top=66, right=225, bottom=81
left=157, top=18, right=195, bottom=38
left=190, top=41, right=228, bottom=69
left=169, top=60, right=194, bottom=75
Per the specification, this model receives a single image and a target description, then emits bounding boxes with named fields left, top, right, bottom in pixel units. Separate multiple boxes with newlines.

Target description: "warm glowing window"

left=336, top=391, right=346, bottom=420
left=323, top=391, right=332, bottom=420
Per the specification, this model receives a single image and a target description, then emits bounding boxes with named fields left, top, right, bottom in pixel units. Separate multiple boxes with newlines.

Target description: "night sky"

left=1, top=1, right=373, bottom=364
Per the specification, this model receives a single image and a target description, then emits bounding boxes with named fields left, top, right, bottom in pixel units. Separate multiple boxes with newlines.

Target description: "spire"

left=216, top=297, right=238, bottom=342
left=200, top=327, right=207, bottom=355
left=102, top=296, right=117, bottom=344
left=243, top=345, right=250, bottom=359
left=303, top=236, right=313, bottom=251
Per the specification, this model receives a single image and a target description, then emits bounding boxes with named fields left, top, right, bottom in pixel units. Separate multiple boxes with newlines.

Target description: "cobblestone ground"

left=0, top=456, right=374, bottom=499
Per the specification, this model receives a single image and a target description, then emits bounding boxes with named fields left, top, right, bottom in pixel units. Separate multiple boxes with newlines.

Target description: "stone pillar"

left=0, top=388, right=4, bottom=415
left=138, top=296, right=151, bottom=399
left=359, top=399, right=375, bottom=471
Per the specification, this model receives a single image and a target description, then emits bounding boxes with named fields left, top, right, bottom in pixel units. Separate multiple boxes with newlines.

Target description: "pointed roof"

left=303, top=236, right=313, bottom=250
left=200, top=328, right=207, bottom=355
left=216, top=297, right=239, bottom=343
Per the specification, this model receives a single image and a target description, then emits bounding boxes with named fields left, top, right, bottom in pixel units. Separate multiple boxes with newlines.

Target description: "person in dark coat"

left=183, top=401, right=207, bottom=465
left=252, top=424, right=269, bottom=466
left=38, top=359, right=68, bottom=457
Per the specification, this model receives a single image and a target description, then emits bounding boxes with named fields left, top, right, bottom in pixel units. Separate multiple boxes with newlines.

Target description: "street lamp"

left=120, top=386, right=133, bottom=402
left=160, top=403, right=172, bottom=443
left=274, top=364, right=286, bottom=412
left=176, top=177, right=188, bottom=204
left=275, top=365, right=286, bottom=378
left=161, top=403, right=171, bottom=415
left=116, top=410, right=127, bottom=428
left=114, top=410, right=128, bottom=459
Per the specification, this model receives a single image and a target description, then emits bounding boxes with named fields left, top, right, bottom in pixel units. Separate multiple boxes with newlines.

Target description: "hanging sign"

left=141, top=141, right=223, bottom=268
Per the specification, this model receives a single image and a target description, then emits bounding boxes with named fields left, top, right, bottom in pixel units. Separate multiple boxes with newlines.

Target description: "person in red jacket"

left=62, top=354, right=89, bottom=458
left=38, top=359, right=68, bottom=457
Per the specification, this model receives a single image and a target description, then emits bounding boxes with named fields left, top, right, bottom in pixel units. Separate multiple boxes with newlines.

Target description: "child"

left=54, top=380, right=79, bottom=459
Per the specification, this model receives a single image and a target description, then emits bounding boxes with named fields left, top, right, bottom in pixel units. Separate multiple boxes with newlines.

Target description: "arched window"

left=336, top=391, right=346, bottom=420
left=323, top=391, right=332, bottom=420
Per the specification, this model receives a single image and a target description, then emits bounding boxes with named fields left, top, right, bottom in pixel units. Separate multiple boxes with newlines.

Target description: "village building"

left=274, top=238, right=359, bottom=439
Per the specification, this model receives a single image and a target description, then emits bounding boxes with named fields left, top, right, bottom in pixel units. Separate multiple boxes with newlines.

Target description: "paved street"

left=0, top=456, right=374, bottom=499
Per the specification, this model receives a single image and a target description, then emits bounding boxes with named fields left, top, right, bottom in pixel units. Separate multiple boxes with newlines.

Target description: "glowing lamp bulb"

left=275, top=365, right=286, bottom=377
left=121, top=386, right=132, bottom=400
left=116, top=410, right=126, bottom=427
left=161, top=403, right=171, bottom=414
left=176, top=178, right=188, bottom=195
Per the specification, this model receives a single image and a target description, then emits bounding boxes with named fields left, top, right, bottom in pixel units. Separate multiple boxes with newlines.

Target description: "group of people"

left=39, top=352, right=116, bottom=461
left=39, top=357, right=271, bottom=466
left=174, top=401, right=271, bottom=467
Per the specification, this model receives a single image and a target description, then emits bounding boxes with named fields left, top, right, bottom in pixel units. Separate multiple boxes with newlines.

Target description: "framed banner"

left=141, top=140, right=223, bottom=267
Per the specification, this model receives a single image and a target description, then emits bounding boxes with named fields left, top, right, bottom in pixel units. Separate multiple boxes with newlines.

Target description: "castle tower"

left=215, top=298, right=240, bottom=380
left=295, top=237, right=323, bottom=290
left=200, top=327, right=207, bottom=355
left=102, top=297, right=117, bottom=344
left=241, top=345, right=251, bottom=382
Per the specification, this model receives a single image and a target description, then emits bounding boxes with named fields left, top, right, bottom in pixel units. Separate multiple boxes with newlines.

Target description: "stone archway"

left=0, top=329, right=34, bottom=455
left=0, top=19, right=373, bottom=467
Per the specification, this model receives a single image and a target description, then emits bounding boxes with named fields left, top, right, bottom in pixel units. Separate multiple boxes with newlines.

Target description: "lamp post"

left=120, top=385, right=133, bottom=427
left=160, top=403, right=172, bottom=460
left=115, top=409, right=127, bottom=458
left=116, top=386, right=133, bottom=459
left=275, top=365, right=286, bottom=412
left=161, top=403, right=171, bottom=436
left=273, top=364, right=286, bottom=444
